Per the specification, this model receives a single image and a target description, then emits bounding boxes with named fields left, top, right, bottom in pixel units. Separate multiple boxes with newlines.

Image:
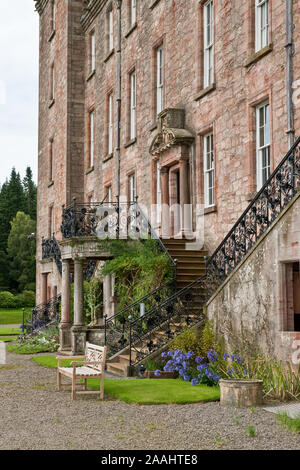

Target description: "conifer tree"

left=23, top=166, right=37, bottom=220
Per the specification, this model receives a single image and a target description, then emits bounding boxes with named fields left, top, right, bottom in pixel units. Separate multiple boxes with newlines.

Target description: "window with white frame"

left=156, top=46, right=163, bottom=114
left=129, top=174, right=135, bottom=202
left=255, top=0, right=269, bottom=52
left=156, top=162, right=161, bottom=224
left=256, top=102, right=270, bottom=189
left=89, top=110, right=95, bottom=168
left=203, top=133, right=214, bottom=207
left=90, top=31, right=96, bottom=72
left=131, top=0, right=136, bottom=26
left=130, top=71, right=136, bottom=140
left=203, top=0, right=214, bottom=88
left=108, top=7, right=114, bottom=51
left=108, top=93, right=113, bottom=154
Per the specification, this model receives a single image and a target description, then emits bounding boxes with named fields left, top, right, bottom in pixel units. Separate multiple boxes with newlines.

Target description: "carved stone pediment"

left=150, top=109, right=194, bottom=156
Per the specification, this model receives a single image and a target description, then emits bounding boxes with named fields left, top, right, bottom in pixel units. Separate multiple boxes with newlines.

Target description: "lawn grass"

left=277, top=412, right=300, bottom=434
left=6, top=343, right=56, bottom=354
left=0, top=327, right=22, bottom=335
left=31, top=355, right=220, bottom=405
left=0, top=336, right=18, bottom=342
left=0, top=308, right=24, bottom=325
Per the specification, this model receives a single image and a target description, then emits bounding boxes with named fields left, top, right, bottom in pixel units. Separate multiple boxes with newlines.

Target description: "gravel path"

left=0, top=350, right=299, bottom=450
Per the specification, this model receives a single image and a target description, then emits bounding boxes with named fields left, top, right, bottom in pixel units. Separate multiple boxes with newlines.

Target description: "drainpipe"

left=285, top=0, right=295, bottom=148
left=114, top=0, right=122, bottom=227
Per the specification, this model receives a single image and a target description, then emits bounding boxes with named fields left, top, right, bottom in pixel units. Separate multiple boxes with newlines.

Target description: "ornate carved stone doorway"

left=150, top=109, right=194, bottom=238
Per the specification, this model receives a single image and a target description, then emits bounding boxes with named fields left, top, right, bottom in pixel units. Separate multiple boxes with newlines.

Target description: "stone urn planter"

left=144, top=371, right=176, bottom=379
left=219, top=379, right=264, bottom=407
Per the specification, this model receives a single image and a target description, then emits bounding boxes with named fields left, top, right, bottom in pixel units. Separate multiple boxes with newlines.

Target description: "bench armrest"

left=71, top=361, right=86, bottom=366
left=56, top=355, right=85, bottom=360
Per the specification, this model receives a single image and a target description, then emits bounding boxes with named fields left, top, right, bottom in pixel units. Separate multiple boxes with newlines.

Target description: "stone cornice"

left=81, top=0, right=107, bottom=32
left=149, top=108, right=194, bottom=156
left=150, top=128, right=194, bottom=156
left=34, top=0, right=49, bottom=15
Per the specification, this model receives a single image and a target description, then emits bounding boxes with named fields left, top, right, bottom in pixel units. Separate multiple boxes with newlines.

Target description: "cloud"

left=0, top=0, right=39, bottom=185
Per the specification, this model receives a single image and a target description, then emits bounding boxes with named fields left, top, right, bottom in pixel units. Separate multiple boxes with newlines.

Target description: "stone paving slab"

left=263, top=402, right=300, bottom=419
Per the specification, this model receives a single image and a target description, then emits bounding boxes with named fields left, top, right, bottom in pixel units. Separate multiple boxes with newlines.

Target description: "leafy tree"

left=7, top=212, right=36, bottom=292
left=0, top=167, right=36, bottom=292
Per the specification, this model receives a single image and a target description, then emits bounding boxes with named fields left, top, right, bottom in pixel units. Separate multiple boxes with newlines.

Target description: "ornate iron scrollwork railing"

left=125, top=136, right=300, bottom=367
left=128, top=275, right=207, bottom=366
left=104, top=281, right=174, bottom=358
left=42, top=234, right=62, bottom=275
left=25, top=295, right=61, bottom=332
left=205, top=135, right=300, bottom=292
left=61, top=196, right=177, bottom=358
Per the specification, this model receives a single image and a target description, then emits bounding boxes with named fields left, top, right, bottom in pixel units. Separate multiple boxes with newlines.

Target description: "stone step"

left=106, top=362, right=127, bottom=376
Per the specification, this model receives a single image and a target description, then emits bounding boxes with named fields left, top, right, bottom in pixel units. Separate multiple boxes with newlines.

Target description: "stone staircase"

left=106, top=239, right=208, bottom=376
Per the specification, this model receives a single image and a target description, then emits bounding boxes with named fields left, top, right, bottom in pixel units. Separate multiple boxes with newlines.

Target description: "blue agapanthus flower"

left=154, top=369, right=161, bottom=377
left=207, top=349, right=218, bottom=362
left=195, top=356, right=204, bottom=364
left=191, top=378, right=199, bottom=386
left=183, top=375, right=190, bottom=381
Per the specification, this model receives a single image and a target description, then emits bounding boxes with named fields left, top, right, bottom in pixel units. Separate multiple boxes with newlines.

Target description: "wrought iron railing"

left=125, top=136, right=300, bottom=367
left=205, top=135, right=300, bottom=293
left=22, top=295, right=61, bottom=332
left=104, top=280, right=174, bottom=358
left=61, top=197, right=177, bottom=358
left=42, top=234, right=62, bottom=275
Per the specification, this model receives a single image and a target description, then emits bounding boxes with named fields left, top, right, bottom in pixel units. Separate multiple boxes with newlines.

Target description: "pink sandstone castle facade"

left=34, top=0, right=300, bottom=364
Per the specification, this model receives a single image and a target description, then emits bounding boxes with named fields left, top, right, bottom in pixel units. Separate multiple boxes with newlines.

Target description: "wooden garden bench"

left=57, top=342, right=107, bottom=400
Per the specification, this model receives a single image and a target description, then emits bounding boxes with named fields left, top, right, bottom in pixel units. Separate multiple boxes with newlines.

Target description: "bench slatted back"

left=85, top=342, right=106, bottom=372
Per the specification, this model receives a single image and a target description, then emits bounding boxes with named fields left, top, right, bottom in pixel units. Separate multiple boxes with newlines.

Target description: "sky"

left=0, top=0, right=39, bottom=186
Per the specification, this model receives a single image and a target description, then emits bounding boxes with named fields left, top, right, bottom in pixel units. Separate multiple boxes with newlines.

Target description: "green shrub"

left=0, top=291, right=18, bottom=308
left=8, top=325, right=59, bottom=354
left=99, top=238, right=173, bottom=313
left=168, top=321, right=223, bottom=359
left=16, top=290, right=35, bottom=308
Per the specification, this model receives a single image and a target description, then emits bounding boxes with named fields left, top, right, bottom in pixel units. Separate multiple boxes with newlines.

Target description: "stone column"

left=41, top=273, right=48, bottom=304
left=103, top=274, right=112, bottom=319
left=179, top=157, right=191, bottom=238
left=71, top=258, right=86, bottom=354
left=161, top=167, right=170, bottom=238
left=59, top=259, right=71, bottom=352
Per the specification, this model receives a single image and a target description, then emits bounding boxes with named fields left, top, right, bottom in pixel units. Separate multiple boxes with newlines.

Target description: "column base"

left=58, top=322, right=72, bottom=352
left=87, top=326, right=105, bottom=346
left=71, top=325, right=87, bottom=355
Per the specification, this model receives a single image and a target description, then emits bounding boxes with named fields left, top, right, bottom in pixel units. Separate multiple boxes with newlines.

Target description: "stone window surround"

left=197, top=123, right=217, bottom=213
left=126, top=0, right=137, bottom=32
left=127, top=170, right=136, bottom=202
left=125, top=64, right=137, bottom=145
left=49, top=136, right=54, bottom=184
left=88, top=28, right=96, bottom=76
left=106, top=2, right=114, bottom=56
left=151, top=34, right=166, bottom=126
left=245, top=0, right=273, bottom=65
left=279, top=261, right=300, bottom=333
left=86, top=105, right=95, bottom=172
left=104, top=182, right=113, bottom=203
left=104, top=88, right=114, bottom=160
left=195, top=0, right=216, bottom=99
left=246, top=89, right=273, bottom=199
